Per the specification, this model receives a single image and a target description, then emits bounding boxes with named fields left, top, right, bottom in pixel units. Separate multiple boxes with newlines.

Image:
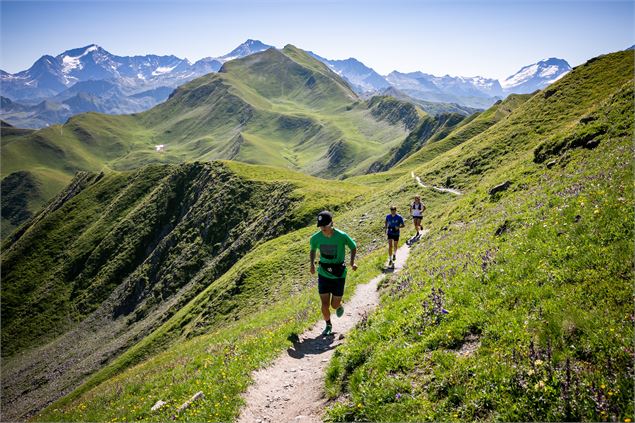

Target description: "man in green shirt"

left=310, top=211, right=357, bottom=335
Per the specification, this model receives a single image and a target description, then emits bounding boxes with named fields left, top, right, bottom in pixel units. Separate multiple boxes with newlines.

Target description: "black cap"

left=316, top=210, right=333, bottom=227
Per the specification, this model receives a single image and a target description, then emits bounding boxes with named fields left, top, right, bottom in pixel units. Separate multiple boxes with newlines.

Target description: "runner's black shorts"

left=318, top=274, right=345, bottom=297
left=387, top=232, right=400, bottom=241
left=412, top=215, right=422, bottom=220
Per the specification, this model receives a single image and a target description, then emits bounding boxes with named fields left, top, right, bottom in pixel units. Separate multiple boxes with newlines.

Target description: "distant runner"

left=385, top=205, right=405, bottom=267
left=310, top=211, right=357, bottom=336
left=410, top=195, right=426, bottom=236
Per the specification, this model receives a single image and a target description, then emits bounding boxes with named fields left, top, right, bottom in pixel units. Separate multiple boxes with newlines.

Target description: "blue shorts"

left=318, top=274, right=345, bottom=297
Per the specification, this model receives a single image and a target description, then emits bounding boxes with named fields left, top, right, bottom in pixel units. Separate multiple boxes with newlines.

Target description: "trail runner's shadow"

left=286, top=333, right=337, bottom=359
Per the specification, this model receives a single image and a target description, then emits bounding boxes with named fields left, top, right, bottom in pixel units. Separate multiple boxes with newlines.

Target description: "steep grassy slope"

left=32, top=151, right=435, bottom=423
left=325, top=50, right=634, bottom=421
left=33, top=50, right=633, bottom=423
left=0, top=161, right=366, bottom=421
left=1, top=46, right=412, bottom=234
left=367, top=111, right=467, bottom=172
left=394, top=93, right=532, bottom=173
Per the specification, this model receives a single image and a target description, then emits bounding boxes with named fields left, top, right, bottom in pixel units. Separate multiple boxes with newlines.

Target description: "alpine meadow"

left=0, top=23, right=633, bottom=423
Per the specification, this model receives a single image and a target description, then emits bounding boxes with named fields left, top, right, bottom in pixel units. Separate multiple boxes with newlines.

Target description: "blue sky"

left=1, top=0, right=633, bottom=80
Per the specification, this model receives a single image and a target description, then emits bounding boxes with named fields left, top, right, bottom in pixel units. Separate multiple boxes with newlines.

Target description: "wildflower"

left=395, top=393, right=402, bottom=400
left=624, top=418, right=631, bottom=422
left=535, top=359, right=544, bottom=366
left=357, top=403, right=363, bottom=408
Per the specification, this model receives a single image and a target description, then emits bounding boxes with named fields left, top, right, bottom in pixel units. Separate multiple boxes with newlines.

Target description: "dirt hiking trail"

left=237, top=230, right=427, bottom=423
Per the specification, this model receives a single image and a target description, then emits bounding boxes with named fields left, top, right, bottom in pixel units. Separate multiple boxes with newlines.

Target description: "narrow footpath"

left=411, top=171, right=463, bottom=195
left=237, top=234, right=424, bottom=423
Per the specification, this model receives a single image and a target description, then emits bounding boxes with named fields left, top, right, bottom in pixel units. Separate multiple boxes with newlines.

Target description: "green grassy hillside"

left=368, top=111, right=467, bottom=172
left=28, top=49, right=634, bottom=423
left=4, top=48, right=632, bottom=423
left=394, top=93, right=532, bottom=173
left=30, top=148, right=436, bottom=423
left=324, top=50, right=634, bottom=421
left=1, top=46, right=412, bottom=235
left=0, top=161, right=367, bottom=421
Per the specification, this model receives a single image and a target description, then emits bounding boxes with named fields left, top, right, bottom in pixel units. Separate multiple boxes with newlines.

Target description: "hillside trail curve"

left=236, top=232, right=423, bottom=423
left=411, top=171, right=463, bottom=195
left=237, top=171, right=438, bottom=422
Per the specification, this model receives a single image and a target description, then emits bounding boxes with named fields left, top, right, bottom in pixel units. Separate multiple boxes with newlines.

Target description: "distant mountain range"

left=1, top=39, right=571, bottom=128
left=0, top=40, right=274, bottom=128
left=309, top=51, right=570, bottom=108
left=1, top=44, right=422, bottom=230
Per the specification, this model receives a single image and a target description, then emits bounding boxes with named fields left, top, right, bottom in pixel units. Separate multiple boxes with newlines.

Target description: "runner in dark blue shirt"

left=384, top=205, right=405, bottom=267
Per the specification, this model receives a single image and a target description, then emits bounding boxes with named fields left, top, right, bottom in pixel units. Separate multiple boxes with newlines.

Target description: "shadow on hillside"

left=286, top=334, right=336, bottom=359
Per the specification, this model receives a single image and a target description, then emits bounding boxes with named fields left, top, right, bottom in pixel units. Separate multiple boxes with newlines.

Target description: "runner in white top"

left=410, top=195, right=426, bottom=236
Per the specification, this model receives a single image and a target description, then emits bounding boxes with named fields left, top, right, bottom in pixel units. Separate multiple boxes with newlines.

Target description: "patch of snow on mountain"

left=62, top=55, right=82, bottom=73
left=61, top=45, right=100, bottom=74
left=539, top=65, right=559, bottom=78
left=501, top=64, right=538, bottom=88
left=469, top=76, right=495, bottom=88
left=152, top=65, right=177, bottom=76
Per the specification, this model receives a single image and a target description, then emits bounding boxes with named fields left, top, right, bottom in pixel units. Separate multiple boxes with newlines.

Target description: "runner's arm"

left=350, top=248, right=357, bottom=270
left=310, top=249, right=316, bottom=274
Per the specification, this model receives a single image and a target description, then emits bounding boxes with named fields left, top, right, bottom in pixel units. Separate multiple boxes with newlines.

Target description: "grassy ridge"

left=2, top=46, right=411, bottom=234
left=324, top=51, right=634, bottom=421
left=33, top=179, right=421, bottom=422
left=1, top=161, right=367, bottom=421
left=14, top=50, right=635, bottom=423
left=395, top=93, right=532, bottom=172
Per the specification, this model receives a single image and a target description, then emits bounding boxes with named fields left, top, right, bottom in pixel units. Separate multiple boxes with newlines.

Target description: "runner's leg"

left=331, top=295, right=342, bottom=309
left=320, top=293, right=331, bottom=321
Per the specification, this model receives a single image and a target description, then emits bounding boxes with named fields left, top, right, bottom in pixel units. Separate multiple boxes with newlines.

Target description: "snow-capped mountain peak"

left=501, top=58, right=571, bottom=92
left=219, top=39, right=273, bottom=62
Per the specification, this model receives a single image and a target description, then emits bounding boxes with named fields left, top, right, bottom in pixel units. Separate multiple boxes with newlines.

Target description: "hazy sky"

left=1, top=0, right=633, bottom=80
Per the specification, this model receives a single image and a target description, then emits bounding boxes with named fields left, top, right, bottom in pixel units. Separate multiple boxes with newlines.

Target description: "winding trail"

left=237, top=171, right=441, bottom=422
left=237, top=234, right=424, bottom=423
left=411, top=171, right=463, bottom=195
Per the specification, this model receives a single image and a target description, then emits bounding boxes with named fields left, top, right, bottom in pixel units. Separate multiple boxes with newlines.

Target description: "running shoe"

left=322, top=323, right=333, bottom=336
left=336, top=305, right=344, bottom=318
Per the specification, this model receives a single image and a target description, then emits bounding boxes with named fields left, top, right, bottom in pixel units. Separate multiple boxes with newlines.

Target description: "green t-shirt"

left=310, top=228, right=357, bottom=279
